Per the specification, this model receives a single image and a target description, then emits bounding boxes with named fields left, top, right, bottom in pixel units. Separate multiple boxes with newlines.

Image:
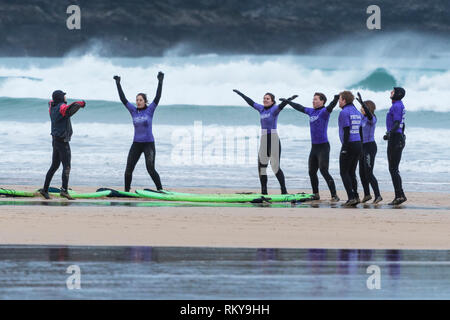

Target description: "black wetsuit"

left=125, top=141, right=161, bottom=192
left=43, top=99, right=85, bottom=192
left=286, top=97, right=339, bottom=196
left=359, top=142, right=380, bottom=198
left=358, top=103, right=381, bottom=199
left=387, top=131, right=405, bottom=198
left=340, top=138, right=362, bottom=200
left=386, top=98, right=406, bottom=199
left=338, top=104, right=363, bottom=201
left=115, top=77, right=163, bottom=192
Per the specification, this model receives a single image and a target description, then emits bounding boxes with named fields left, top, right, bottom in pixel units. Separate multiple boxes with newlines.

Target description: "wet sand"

left=0, top=185, right=449, bottom=250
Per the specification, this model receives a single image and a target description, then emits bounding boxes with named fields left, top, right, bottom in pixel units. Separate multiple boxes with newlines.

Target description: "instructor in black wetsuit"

left=280, top=93, right=340, bottom=201
left=39, top=90, right=86, bottom=200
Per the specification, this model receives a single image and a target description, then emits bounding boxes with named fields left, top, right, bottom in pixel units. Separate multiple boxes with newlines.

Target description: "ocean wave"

left=0, top=54, right=449, bottom=112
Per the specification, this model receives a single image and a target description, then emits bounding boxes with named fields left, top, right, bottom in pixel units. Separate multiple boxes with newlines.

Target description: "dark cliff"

left=0, top=0, right=448, bottom=56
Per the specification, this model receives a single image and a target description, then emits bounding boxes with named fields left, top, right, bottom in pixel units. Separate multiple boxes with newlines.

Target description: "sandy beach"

left=0, top=185, right=449, bottom=250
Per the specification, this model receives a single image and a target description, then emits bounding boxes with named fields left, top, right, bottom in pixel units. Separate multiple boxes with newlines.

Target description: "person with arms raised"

left=113, top=72, right=164, bottom=192
left=233, top=89, right=297, bottom=195
left=280, top=92, right=340, bottom=201
left=355, top=92, right=382, bottom=204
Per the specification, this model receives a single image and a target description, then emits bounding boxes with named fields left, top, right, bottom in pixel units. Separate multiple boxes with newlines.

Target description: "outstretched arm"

left=278, top=95, right=298, bottom=110
left=59, top=101, right=86, bottom=117
left=356, top=92, right=373, bottom=120
left=282, top=99, right=307, bottom=114
left=113, top=75, right=128, bottom=106
left=66, top=101, right=86, bottom=117
left=233, top=89, right=255, bottom=107
left=326, top=95, right=340, bottom=113
left=153, top=72, right=164, bottom=106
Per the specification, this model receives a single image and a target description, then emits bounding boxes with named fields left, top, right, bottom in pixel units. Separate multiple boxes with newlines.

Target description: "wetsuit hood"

left=392, top=87, right=405, bottom=101
left=52, top=90, right=66, bottom=104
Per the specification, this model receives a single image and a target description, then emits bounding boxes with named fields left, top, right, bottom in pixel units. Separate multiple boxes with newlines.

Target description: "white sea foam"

left=0, top=54, right=450, bottom=111
left=0, top=121, right=449, bottom=191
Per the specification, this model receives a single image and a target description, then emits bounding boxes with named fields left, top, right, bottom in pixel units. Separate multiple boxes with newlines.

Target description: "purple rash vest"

left=126, top=101, right=157, bottom=142
left=361, top=115, right=377, bottom=143
left=303, top=107, right=330, bottom=144
left=253, top=103, right=281, bottom=133
left=338, top=104, right=362, bottom=144
left=386, top=100, right=405, bottom=134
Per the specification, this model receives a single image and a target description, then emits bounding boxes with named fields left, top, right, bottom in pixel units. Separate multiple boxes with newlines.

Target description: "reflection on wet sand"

left=0, top=246, right=448, bottom=299
left=1, top=199, right=448, bottom=210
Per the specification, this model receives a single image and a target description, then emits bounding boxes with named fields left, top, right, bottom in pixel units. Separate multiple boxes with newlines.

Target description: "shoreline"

left=1, top=185, right=449, bottom=250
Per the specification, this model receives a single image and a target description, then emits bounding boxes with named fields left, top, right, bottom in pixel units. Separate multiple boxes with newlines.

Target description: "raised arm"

left=152, top=72, right=164, bottom=106
left=326, top=95, right=340, bottom=113
left=113, top=75, right=128, bottom=106
left=233, top=89, right=255, bottom=107
left=356, top=92, right=373, bottom=120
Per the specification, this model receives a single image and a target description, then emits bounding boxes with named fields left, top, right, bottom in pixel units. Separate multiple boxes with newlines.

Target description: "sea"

left=1, top=54, right=449, bottom=192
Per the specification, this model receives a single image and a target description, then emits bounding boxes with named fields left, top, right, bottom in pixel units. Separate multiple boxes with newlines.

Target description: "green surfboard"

left=96, top=188, right=142, bottom=198
left=136, top=189, right=314, bottom=203
left=0, top=188, right=36, bottom=197
left=48, top=188, right=112, bottom=199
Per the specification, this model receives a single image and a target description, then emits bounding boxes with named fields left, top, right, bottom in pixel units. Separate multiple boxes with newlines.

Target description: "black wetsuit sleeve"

left=288, top=101, right=306, bottom=114
left=66, top=102, right=83, bottom=117
left=361, top=102, right=373, bottom=121
left=390, top=120, right=400, bottom=133
left=115, top=82, right=128, bottom=106
left=326, top=96, right=339, bottom=113
left=235, top=91, right=255, bottom=107
left=153, top=78, right=163, bottom=106
left=342, top=127, right=350, bottom=150
left=278, top=99, right=290, bottom=110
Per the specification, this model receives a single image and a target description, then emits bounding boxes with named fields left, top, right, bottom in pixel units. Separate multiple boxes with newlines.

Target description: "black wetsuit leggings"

left=309, top=142, right=337, bottom=196
left=339, top=141, right=362, bottom=200
left=387, top=133, right=405, bottom=198
left=359, top=141, right=381, bottom=198
left=258, top=132, right=287, bottom=194
left=44, top=138, right=71, bottom=191
left=125, top=142, right=162, bottom=192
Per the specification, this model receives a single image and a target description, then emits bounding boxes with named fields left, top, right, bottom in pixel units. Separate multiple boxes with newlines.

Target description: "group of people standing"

left=38, top=72, right=165, bottom=200
left=38, top=71, right=407, bottom=207
left=234, top=87, right=407, bottom=207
